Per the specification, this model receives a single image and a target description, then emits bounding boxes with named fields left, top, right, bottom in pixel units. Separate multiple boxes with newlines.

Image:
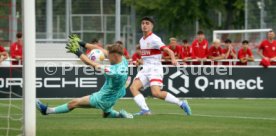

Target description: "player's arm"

left=224, top=49, right=231, bottom=59
left=0, top=52, right=8, bottom=58
left=136, top=59, right=143, bottom=66
left=84, top=43, right=108, bottom=56
left=247, top=55, right=254, bottom=61
left=66, top=35, right=101, bottom=69
left=239, top=57, right=247, bottom=63
left=212, top=54, right=225, bottom=61
left=162, top=52, right=171, bottom=60
left=79, top=54, right=101, bottom=69
left=163, top=47, right=177, bottom=65
left=247, top=50, right=254, bottom=62
left=69, top=34, right=108, bottom=56
left=230, top=50, right=237, bottom=59
left=257, top=48, right=265, bottom=59
left=257, top=42, right=267, bottom=59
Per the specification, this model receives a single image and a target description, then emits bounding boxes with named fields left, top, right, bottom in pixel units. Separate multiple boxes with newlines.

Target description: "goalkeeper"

left=36, top=34, right=133, bottom=119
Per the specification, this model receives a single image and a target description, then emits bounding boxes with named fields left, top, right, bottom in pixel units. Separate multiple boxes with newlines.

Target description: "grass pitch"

left=1, top=98, right=276, bottom=136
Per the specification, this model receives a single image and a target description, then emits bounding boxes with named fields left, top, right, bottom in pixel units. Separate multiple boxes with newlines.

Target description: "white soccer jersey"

left=139, top=32, right=166, bottom=65
left=135, top=33, right=166, bottom=89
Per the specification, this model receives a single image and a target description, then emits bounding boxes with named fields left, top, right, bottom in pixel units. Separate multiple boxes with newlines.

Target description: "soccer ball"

left=87, top=49, right=105, bottom=62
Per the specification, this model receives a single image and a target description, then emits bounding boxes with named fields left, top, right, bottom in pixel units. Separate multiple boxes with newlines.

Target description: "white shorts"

left=134, top=66, right=164, bottom=90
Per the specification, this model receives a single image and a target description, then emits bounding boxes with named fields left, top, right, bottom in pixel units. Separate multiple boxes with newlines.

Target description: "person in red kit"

left=258, top=31, right=276, bottom=65
left=115, top=41, right=130, bottom=59
left=180, top=40, right=192, bottom=65
left=208, top=39, right=225, bottom=65
left=236, top=40, right=254, bottom=65
left=191, top=31, right=209, bottom=65
left=10, top=32, right=23, bottom=65
left=132, top=44, right=142, bottom=66
left=0, top=45, right=8, bottom=64
left=162, top=37, right=181, bottom=64
left=222, top=39, right=236, bottom=65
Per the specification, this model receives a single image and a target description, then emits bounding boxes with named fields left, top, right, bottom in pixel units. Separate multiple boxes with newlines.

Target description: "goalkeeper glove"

left=65, top=41, right=83, bottom=57
left=68, top=34, right=87, bottom=48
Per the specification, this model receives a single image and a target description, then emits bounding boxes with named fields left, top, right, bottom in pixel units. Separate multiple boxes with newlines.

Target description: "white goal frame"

left=23, top=0, right=36, bottom=136
left=213, top=29, right=272, bottom=42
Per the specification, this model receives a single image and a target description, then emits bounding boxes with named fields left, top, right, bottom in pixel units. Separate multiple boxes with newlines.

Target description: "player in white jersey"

left=130, top=17, right=192, bottom=115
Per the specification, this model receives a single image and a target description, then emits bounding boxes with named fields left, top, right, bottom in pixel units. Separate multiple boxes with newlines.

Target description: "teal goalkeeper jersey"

left=94, top=57, right=128, bottom=103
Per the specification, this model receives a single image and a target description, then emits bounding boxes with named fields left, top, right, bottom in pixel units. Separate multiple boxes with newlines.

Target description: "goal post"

left=23, top=0, right=36, bottom=136
left=213, top=29, right=272, bottom=42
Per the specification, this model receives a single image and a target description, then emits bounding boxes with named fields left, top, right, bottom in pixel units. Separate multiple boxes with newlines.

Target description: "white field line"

left=37, top=113, right=276, bottom=121
left=163, top=113, right=276, bottom=121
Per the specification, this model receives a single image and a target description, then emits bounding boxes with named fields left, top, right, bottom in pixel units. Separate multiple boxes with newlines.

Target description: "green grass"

left=1, top=98, right=276, bottom=136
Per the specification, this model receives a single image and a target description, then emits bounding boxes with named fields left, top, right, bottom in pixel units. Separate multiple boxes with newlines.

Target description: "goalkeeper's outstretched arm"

left=79, top=42, right=109, bottom=57
left=79, top=54, right=101, bottom=69
left=66, top=34, right=104, bottom=69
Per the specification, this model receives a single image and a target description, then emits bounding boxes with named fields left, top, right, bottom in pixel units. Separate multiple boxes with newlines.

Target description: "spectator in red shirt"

left=163, top=37, right=181, bottom=59
left=222, top=39, right=237, bottom=65
left=86, top=38, right=103, bottom=54
left=162, top=37, right=181, bottom=64
left=132, top=44, right=142, bottom=65
left=191, top=31, right=209, bottom=65
left=257, top=31, right=276, bottom=65
left=236, top=40, right=254, bottom=65
left=180, top=40, right=192, bottom=65
left=208, top=39, right=225, bottom=65
left=0, top=45, right=8, bottom=64
left=10, top=32, right=23, bottom=65
left=115, top=41, right=130, bottom=59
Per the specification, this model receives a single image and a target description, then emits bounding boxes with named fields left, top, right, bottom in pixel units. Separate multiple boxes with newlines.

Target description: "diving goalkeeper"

left=36, top=35, right=133, bottom=119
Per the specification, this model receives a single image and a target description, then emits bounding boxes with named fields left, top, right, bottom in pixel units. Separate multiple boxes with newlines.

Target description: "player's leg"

left=102, top=108, right=133, bottom=119
left=36, top=95, right=91, bottom=115
left=150, top=81, right=192, bottom=115
left=129, top=76, right=151, bottom=115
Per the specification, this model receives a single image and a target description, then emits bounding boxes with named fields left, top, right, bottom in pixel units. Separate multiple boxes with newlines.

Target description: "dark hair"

left=268, top=30, right=274, bottom=34
left=107, top=44, right=123, bottom=55
left=115, top=41, right=123, bottom=46
left=197, top=30, right=204, bottom=35
left=16, top=32, right=22, bottom=38
left=91, top=38, right=99, bottom=44
left=141, top=16, right=155, bottom=25
left=242, top=40, right=249, bottom=44
left=224, top=39, right=232, bottom=43
left=182, top=40, right=188, bottom=44
left=135, top=44, right=140, bottom=50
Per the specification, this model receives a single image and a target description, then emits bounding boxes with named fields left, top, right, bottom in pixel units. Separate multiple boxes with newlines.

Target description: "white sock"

left=134, top=94, right=150, bottom=111
left=165, top=93, right=183, bottom=106
left=46, top=107, right=55, bottom=114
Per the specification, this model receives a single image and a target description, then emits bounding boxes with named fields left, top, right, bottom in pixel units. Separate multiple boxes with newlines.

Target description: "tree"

left=123, top=0, right=245, bottom=39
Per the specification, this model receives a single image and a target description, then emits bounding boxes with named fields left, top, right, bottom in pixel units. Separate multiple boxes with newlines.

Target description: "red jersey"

left=208, top=46, right=223, bottom=57
left=208, top=46, right=223, bottom=65
left=10, top=42, right=23, bottom=65
left=132, top=52, right=141, bottom=62
left=124, top=48, right=130, bottom=58
left=258, top=39, right=276, bottom=65
left=180, top=46, right=192, bottom=59
left=191, top=39, right=209, bottom=65
left=222, top=48, right=236, bottom=65
left=0, top=46, right=5, bottom=52
left=236, top=48, right=253, bottom=65
left=163, top=45, right=181, bottom=58
left=258, top=39, right=276, bottom=58
left=191, top=39, right=209, bottom=58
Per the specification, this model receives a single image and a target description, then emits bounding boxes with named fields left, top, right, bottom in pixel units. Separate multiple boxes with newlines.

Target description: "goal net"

left=0, top=69, right=23, bottom=136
